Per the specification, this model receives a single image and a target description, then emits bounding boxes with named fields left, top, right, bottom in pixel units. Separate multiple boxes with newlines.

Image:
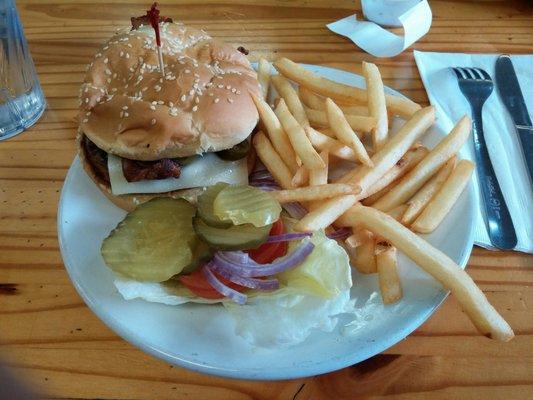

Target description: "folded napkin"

left=414, top=51, right=533, bottom=253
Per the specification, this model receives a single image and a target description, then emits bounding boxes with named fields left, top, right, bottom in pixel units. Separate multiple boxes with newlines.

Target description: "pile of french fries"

left=252, top=57, right=514, bottom=342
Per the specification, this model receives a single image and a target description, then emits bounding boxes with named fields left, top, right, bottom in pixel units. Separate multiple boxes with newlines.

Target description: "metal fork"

left=452, top=67, right=517, bottom=250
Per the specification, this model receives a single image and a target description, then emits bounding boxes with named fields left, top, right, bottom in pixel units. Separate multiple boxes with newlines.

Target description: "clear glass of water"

left=0, top=0, right=45, bottom=140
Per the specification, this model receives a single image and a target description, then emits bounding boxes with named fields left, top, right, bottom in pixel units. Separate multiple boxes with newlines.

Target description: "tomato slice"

left=248, top=219, right=288, bottom=264
left=179, top=268, right=244, bottom=300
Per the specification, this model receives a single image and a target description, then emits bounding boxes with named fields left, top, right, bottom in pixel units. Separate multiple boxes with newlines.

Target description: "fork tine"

left=452, top=67, right=465, bottom=79
left=474, top=67, right=491, bottom=81
left=469, top=68, right=484, bottom=80
left=461, top=68, right=477, bottom=80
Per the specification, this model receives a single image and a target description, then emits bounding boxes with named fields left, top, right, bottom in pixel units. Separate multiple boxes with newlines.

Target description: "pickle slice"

left=213, top=185, right=281, bottom=227
left=193, top=217, right=271, bottom=250
left=216, top=138, right=251, bottom=161
left=101, top=198, right=197, bottom=282
left=196, top=182, right=232, bottom=228
left=180, top=239, right=213, bottom=274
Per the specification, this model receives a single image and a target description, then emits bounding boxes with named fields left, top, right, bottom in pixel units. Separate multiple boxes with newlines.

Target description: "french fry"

left=361, top=146, right=429, bottom=205
left=275, top=99, right=325, bottom=170
left=301, top=107, right=435, bottom=231
left=411, top=159, right=474, bottom=233
left=306, top=107, right=376, bottom=134
left=345, top=229, right=367, bottom=248
left=362, top=61, right=388, bottom=151
left=376, top=243, right=402, bottom=304
left=337, top=106, right=435, bottom=195
left=252, top=131, right=293, bottom=189
left=309, top=150, right=329, bottom=186
left=326, top=98, right=373, bottom=167
left=291, top=165, right=309, bottom=187
left=257, top=58, right=271, bottom=100
left=273, top=57, right=421, bottom=119
left=373, top=115, right=472, bottom=211
left=294, top=194, right=357, bottom=231
left=352, top=229, right=377, bottom=274
left=251, top=94, right=299, bottom=173
left=271, top=75, right=309, bottom=127
left=402, top=156, right=457, bottom=225
left=269, top=183, right=360, bottom=203
left=305, top=127, right=357, bottom=162
left=299, top=86, right=369, bottom=116
left=386, top=204, right=408, bottom=222
left=343, top=204, right=514, bottom=342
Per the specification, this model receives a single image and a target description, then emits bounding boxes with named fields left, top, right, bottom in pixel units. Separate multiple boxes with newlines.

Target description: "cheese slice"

left=108, top=153, right=248, bottom=195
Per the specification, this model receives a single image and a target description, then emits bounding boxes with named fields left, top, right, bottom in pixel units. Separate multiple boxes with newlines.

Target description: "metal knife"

left=495, top=55, right=533, bottom=187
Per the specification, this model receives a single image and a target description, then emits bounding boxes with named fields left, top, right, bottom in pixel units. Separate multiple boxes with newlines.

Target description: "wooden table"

left=2, top=0, right=532, bottom=398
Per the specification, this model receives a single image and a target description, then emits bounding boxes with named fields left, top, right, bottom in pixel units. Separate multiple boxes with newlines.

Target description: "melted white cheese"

left=108, top=153, right=248, bottom=195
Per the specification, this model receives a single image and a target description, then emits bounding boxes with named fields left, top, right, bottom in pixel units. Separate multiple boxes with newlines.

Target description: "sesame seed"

left=169, top=102, right=174, bottom=107
left=107, top=78, right=111, bottom=84
left=85, top=111, right=91, bottom=116
left=155, top=85, right=161, bottom=92
left=120, top=111, right=124, bottom=118
left=217, top=84, right=224, bottom=88
left=151, top=118, right=157, bottom=125
left=84, top=87, right=89, bottom=93
left=208, top=92, right=214, bottom=97
left=122, top=106, right=128, bottom=110
left=111, top=87, right=117, bottom=92
left=105, top=68, right=111, bottom=75
left=142, top=87, right=148, bottom=91
left=82, top=118, right=88, bottom=123
left=103, top=46, right=109, bottom=50
left=236, top=90, right=241, bottom=95
left=231, top=88, right=237, bottom=93
left=226, top=85, right=231, bottom=90
left=103, top=58, right=109, bottom=63
left=112, top=73, right=117, bottom=79
left=124, top=112, right=129, bottom=117
left=120, top=51, right=124, bottom=57
left=127, top=43, right=132, bottom=48
left=150, top=105, right=156, bottom=110
left=194, top=97, right=199, bottom=104
left=192, top=106, right=198, bottom=112
left=184, top=69, right=191, bottom=74
left=214, top=98, right=220, bottom=103
left=227, top=98, right=234, bottom=103
left=189, top=89, right=194, bottom=96
left=157, top=100, right=164, bottom=105
left=126, top=53, right=130, bottom=59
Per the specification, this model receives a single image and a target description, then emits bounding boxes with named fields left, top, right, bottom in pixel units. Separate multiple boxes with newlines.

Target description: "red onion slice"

left=266, top=232, right=312, bottom=243
left=327, top=227, right=352, bottom=240
left=202, top=264, right=247, bottom=305
left=210, top=262, right=279, bottom=290
left=214, top=241, right=315, bottom=278
left=282, top=202, right=307, bottom=219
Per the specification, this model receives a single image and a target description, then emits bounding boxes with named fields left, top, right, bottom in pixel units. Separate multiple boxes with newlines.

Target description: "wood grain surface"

left=1, top=0, right=533, bottom=399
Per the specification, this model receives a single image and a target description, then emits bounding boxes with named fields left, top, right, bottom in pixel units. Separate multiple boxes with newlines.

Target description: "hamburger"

left=78, top=19, right=261, bottom=210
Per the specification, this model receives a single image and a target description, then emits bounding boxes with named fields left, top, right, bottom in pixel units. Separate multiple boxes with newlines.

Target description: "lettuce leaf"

left=277, top=231, right=352, bottom=299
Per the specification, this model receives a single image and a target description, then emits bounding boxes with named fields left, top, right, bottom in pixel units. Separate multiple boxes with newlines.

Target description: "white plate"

left=58, top=64, right=475, bottom=380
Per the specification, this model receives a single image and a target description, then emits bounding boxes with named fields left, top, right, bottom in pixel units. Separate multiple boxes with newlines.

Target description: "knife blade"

left=495, top=54, right=533, bottom=186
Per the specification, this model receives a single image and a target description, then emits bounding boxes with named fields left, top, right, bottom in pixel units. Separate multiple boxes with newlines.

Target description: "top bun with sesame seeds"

left=78, top=22, right=261, bottom=161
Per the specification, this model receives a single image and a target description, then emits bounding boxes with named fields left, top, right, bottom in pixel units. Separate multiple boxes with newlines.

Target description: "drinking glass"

left=0, top=0, right=45, bottom=140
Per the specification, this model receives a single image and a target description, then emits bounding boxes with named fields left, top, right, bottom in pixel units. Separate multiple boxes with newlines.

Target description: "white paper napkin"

left=327, top=0, right=432, bottom=58
left=413, top=51, right=533, bottom=253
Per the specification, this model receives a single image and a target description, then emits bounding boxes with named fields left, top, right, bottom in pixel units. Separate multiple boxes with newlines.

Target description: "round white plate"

left=58, top=64, right=475, bottom=380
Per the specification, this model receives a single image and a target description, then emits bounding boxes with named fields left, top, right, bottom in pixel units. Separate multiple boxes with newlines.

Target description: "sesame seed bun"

left=78, top=22, right=260, bottom=161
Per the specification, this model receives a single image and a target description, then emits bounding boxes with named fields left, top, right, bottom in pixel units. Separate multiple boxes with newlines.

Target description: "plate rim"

left=58, top=64, right=476, bottom=381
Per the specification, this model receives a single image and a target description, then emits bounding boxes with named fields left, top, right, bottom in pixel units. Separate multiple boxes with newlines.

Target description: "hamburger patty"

left=82, top=135, right=181, bottom=184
